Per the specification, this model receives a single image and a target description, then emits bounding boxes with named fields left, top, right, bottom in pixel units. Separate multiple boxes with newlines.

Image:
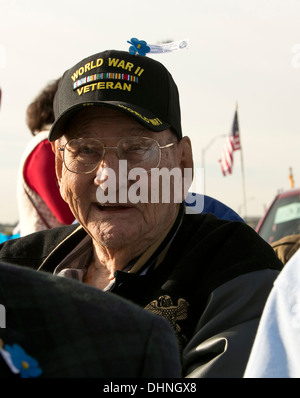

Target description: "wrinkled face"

left=54, top=107, right=193, bottom=251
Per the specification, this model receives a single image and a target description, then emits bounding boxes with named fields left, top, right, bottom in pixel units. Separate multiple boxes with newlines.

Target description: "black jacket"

left=0, top=208, right=283, bottom=377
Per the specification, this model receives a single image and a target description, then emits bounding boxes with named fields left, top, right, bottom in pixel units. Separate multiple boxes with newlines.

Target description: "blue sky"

left=0, top=0, right=299, bottom=223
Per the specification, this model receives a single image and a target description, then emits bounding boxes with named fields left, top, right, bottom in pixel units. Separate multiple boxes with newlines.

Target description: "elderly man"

left=0, top=85, right=181, bottom=379
left=0, top=50, right=283, bottom=377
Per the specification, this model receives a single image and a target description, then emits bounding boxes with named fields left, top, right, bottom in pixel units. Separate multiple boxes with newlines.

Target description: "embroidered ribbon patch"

left=73, top=72, right=139, bottom=90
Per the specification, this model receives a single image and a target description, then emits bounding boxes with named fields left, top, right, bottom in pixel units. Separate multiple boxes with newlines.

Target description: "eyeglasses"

left=58, top=136, right=177, bottom=174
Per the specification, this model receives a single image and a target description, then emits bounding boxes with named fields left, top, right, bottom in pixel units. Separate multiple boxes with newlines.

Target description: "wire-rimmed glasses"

left=58, top=136, right=177, bottom=174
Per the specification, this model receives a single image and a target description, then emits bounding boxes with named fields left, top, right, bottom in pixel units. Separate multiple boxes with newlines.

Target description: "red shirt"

left=23, top=139, right=75, bottom=225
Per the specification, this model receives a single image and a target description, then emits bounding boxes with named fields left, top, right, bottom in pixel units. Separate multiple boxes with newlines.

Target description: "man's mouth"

left=95, top=203, right=134, bottom=212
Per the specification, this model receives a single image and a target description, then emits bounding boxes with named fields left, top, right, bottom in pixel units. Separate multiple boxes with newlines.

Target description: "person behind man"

left=271, top=233, right=300, bottom=265
left=0, top=87, right=181, bottom=379
left=0, top=49, right=283, bottom=377
left=16, top=79, right=74, bottom=236
left=244, top=247, right=300, bottom=377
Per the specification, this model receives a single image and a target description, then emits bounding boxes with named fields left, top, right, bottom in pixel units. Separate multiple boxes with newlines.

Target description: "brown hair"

left=26, top=78, right=60, bottom=135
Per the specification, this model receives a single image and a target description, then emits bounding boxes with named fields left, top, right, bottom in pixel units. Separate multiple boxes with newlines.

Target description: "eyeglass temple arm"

left=159, top=142, right=177, bottom=149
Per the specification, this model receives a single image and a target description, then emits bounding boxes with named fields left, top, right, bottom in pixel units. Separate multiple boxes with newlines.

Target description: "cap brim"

left=48, top=101, right=171, bottom=142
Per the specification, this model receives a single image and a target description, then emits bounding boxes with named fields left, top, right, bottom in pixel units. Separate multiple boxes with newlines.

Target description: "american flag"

left=220, top=109, right=241, bottom=176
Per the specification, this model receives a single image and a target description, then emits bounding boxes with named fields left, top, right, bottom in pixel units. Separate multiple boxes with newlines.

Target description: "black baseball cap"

left=48, top=50, right=182, bottom=141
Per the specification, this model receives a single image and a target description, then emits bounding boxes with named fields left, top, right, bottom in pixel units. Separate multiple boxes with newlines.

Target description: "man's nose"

left=94, top=150, right=129, bottom=197
left=94, top=149, right=120, bottom=185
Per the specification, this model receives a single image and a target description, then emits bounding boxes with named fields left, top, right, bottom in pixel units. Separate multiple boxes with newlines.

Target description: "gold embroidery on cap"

left=117, top=104, right=162, bottom=127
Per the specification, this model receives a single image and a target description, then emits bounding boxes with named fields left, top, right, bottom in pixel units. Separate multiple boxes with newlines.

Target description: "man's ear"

left=50, top=141, right=63, bottom=185
left=177, top=136, right=194, bottom=200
